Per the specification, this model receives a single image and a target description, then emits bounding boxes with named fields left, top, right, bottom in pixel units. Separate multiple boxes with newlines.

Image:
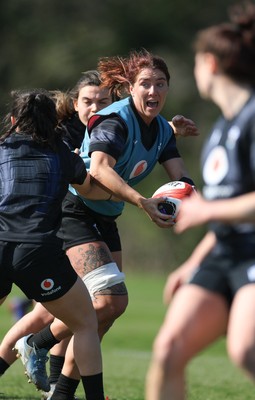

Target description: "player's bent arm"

left=163, top=231, right=216, bottom=304
left=175, top=191, right=255, bottom=234
left=89, top=151, right=174, bottom=227
left=72, top=172, right=113, bottom=200
left=162, top=157, right=193, bottom=183
left=89, top=151, right=146, bottom=206
left=182, top=231, right=216, bottom=267
left=72, top=148, right=121, bottom=201
left=200, top=192, right=255, bottom=223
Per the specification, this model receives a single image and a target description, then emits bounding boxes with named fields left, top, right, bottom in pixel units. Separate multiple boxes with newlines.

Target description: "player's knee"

left=95, top=293, right=128, bottom=321
left=33, top=303, right=54, bottom=325
left=39, top=312, right=54, bottom=326
left=152, top=333, right=188, bottom=374
left=94, top=294, right=128, bottom=337
left=228, top=342, right=255, bottom=373
left=111, top=294, right=128, bottom=319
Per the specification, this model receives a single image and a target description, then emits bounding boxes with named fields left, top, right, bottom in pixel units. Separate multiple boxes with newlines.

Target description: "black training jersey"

left=201, top=94, right=255, bottom=239
left=60, top=113, right=86, bottom=151
left=0, top=133, right=87, bottom=243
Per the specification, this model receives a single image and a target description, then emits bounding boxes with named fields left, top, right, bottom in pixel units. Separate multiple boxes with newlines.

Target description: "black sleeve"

left=69, top=151, right=87, bottom=184
left=58, top=140, right=87, bottom=184
left=158, top=133, right=181, bottom=163
left=88, top=115, right=128, bottom=161
left=60, top=114, right=86, bottom=151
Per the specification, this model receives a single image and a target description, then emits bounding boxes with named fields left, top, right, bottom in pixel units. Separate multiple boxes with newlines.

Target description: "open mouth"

left=147, top=100, right=159, bottom=108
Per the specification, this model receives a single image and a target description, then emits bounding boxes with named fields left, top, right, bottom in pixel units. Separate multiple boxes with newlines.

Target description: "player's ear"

left=11, top=116, right=16, bottom=126
left=73, top=99, right=78, bottom=111
left=205, top=53, right=218, bottom=74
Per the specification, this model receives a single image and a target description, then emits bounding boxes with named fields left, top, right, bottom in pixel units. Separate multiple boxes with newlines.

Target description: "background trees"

left=0, top=0, right=236, bottom=272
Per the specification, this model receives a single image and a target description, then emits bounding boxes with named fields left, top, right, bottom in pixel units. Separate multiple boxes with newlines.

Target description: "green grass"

left=0, top=274, right=254, bottom=399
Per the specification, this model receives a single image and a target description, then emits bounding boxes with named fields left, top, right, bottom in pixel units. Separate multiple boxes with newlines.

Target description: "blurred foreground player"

left=146, top=2, right=255, bottom=399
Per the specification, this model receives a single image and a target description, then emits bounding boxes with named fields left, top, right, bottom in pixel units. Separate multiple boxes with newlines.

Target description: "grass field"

left=0, top=273, right=254, bottom=399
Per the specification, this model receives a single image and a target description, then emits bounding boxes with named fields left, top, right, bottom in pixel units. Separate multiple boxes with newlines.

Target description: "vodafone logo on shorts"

left=41, top=279, right=54, bottom=291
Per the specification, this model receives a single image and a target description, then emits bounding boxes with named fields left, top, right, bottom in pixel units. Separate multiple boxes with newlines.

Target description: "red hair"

left=98, top=49, right=170, bottom=99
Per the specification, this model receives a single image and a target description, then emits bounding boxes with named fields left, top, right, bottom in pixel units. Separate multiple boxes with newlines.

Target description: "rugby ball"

left=152, top=180, right=194, bottom=218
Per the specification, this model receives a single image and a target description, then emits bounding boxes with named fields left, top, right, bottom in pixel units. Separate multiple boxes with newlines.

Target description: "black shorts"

left=58, top=191, right=121, bottom=252
left=189, top=240, right=255, bottom=304
left=0, top=240, right=78, bottom=302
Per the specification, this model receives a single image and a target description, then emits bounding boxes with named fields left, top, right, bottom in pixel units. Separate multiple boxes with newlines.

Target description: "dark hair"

left=2, top=88, right=59, bottom=149
left=98, top=48, right=171, bottom=99
left=193, top=1, right=255, bottom=85
left=52, top=70, right=117, bottom=123
left=70, top=70, right=102, bottom=101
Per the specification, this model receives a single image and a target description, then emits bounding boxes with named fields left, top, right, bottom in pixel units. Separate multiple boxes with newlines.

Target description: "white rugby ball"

left=152, top=180, right=194, bottom=218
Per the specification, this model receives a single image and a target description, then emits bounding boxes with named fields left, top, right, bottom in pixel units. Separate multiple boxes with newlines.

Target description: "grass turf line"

left=0, top=274, right=254, bottom=399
